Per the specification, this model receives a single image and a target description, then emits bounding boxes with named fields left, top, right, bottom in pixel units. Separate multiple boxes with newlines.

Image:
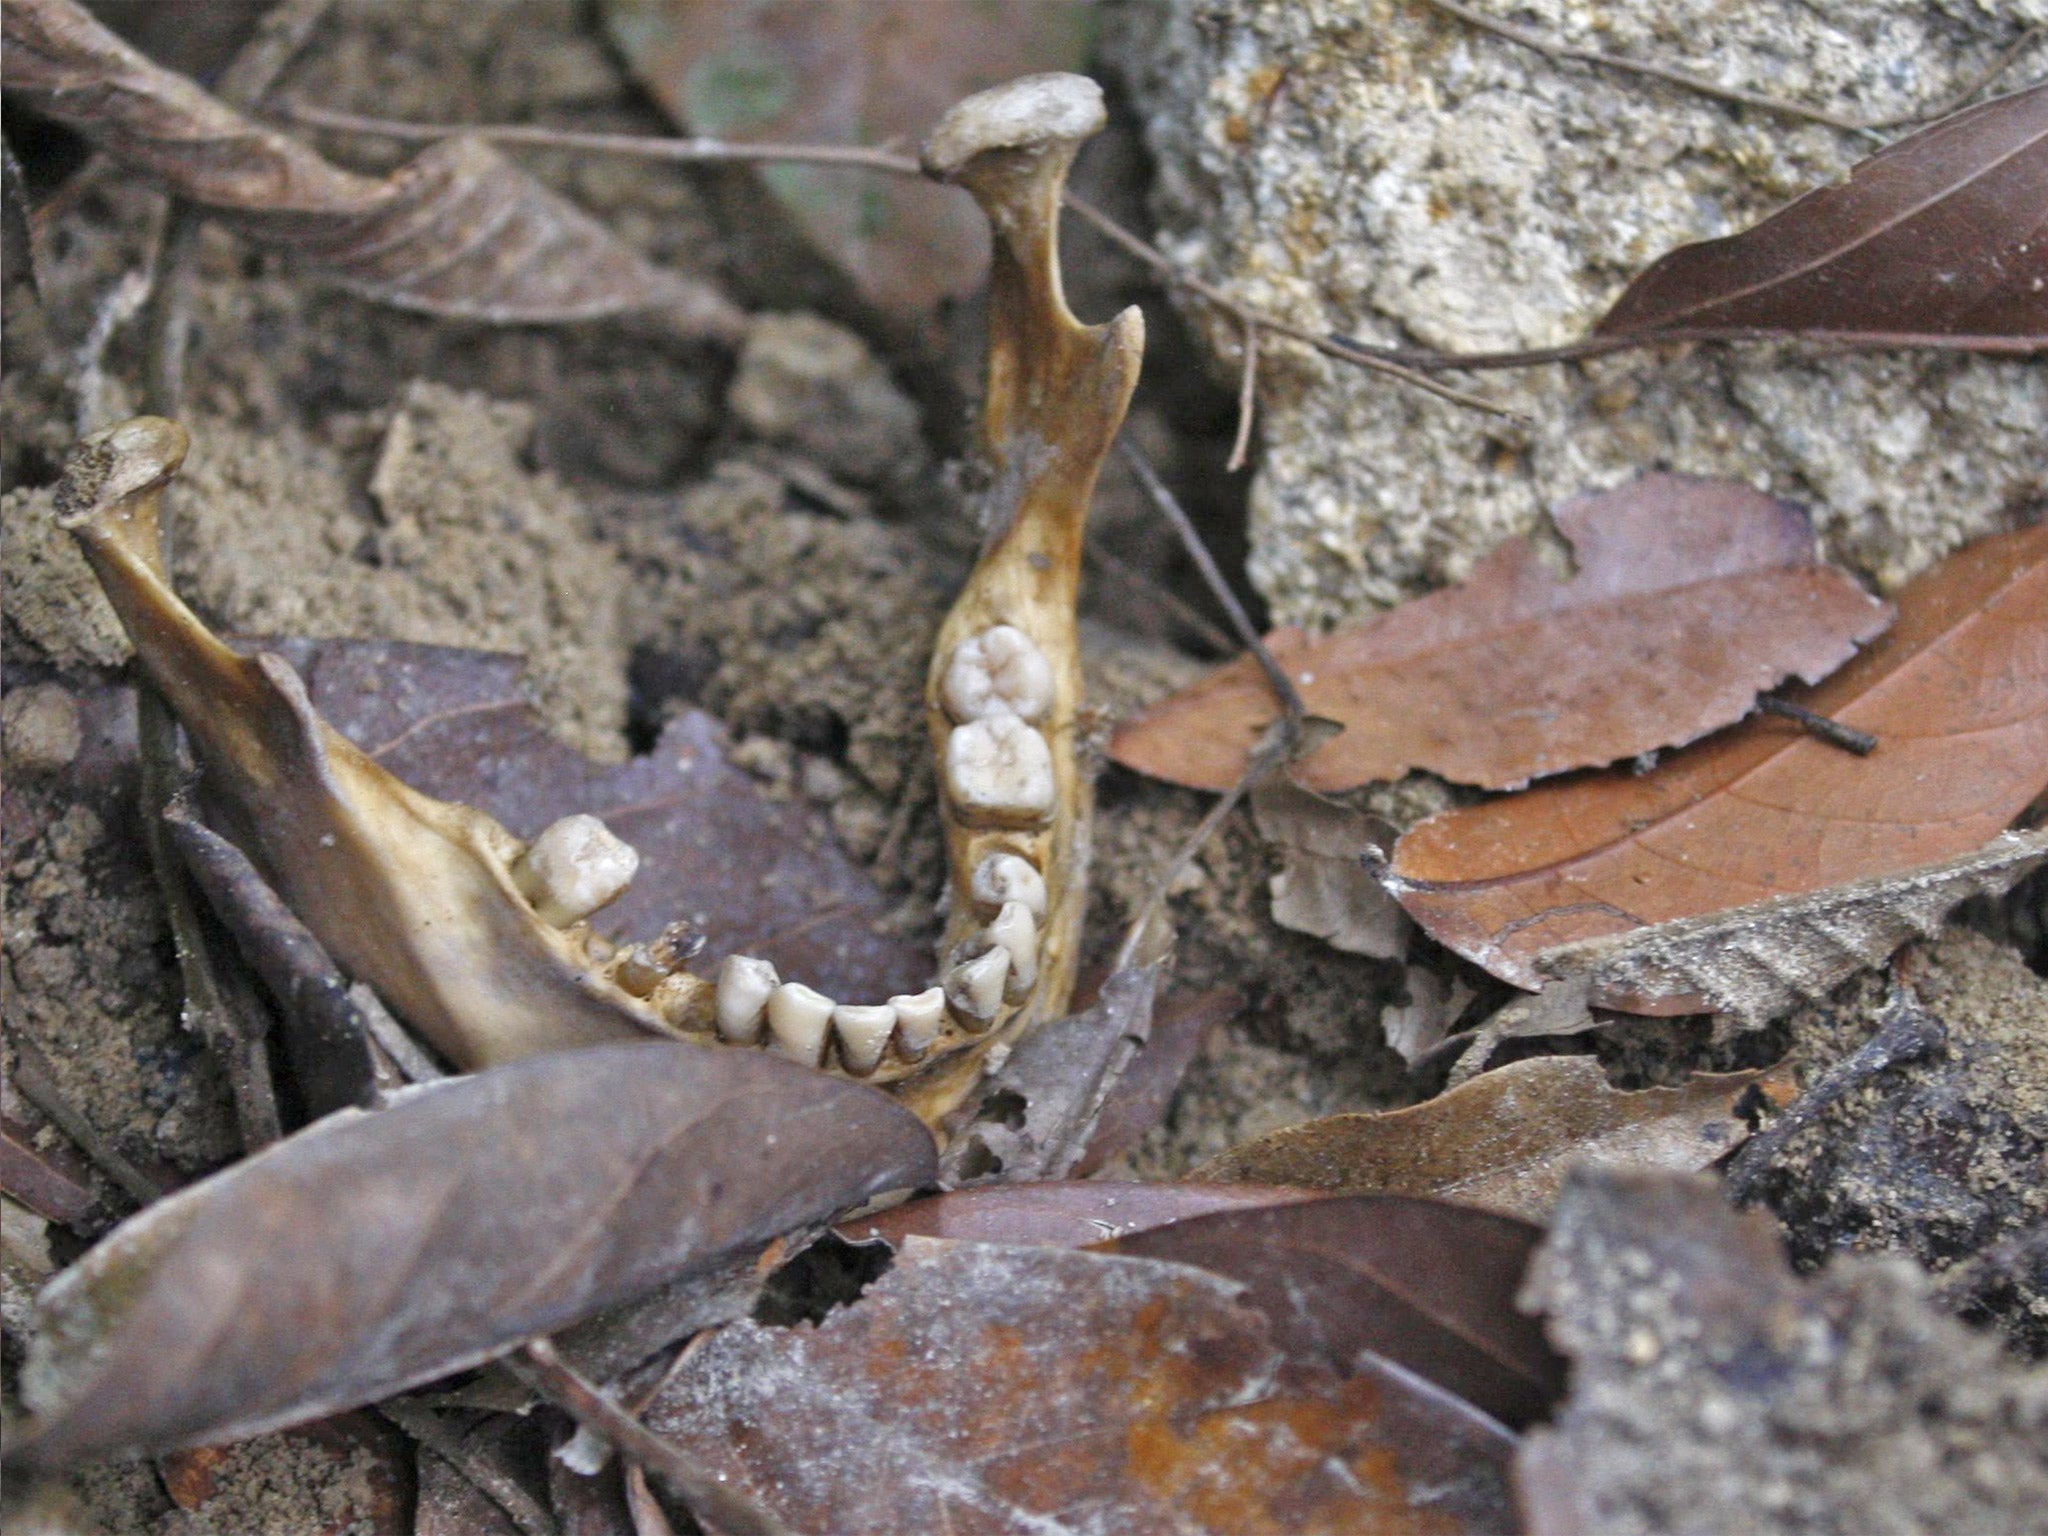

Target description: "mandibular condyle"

left=54, top=73, right=1144, bottom=1135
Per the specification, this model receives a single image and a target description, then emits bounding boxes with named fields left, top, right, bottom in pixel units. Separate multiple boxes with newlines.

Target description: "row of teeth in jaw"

left=506, top=624, right=1061, bottom=1077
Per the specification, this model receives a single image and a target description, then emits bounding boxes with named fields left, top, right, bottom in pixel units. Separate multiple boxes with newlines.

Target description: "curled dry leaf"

left=1517, top=1167, right=2048, bottom=1535
left=1388, top=520, right=2048, bottom=1013
left=839, top=1178, right=1317, bottom=1249
left=1072, top=985, right=1242, bottom=1175
left=1251, top=781, right=1408, bottom=958
left=4, top=1041, right=936, bottom=1469
left=606, top=0, right=1090, bottom=325
left=1, top=0, right=742, bottom=331
left=1192, top=1055, right=1792, bottom=1223
left=1099, top=1195, right=1566, bottom=1430
left=644, top=1237, right=1520, bottom=1534
left=1111, top=474, right=1891, bottom=794
left=1598, top=83, right=2048, bottom=348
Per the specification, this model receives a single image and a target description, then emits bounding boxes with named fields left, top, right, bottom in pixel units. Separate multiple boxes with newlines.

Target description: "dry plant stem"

left=273, top=101, right=1517, bottom=419
left=515, top=1340, right=790, bottom=1536
left=379, top=1402, right=559, bottom=1536
left=1226, top=316, right=1259, bottom=471
left=1418, top=0, right=2040, bottom=136
left=623, top=1466, right=679, bottom=1536
left=1757, top=695, right=1879, bottom=756
left=6, top=1035, right=166, bottom=1207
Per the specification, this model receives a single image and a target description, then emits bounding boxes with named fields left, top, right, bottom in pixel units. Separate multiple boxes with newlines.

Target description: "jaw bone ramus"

left=55, top=71, right=1141, bottom=1131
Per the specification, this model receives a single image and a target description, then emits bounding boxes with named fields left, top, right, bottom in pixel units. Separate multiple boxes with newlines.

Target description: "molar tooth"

left=889, top=988, right=946, bottom=1058
left=945, top=716, right=1055, bottom=826
left=831, top=1003, right=897, bottom=1076
left=989, top=900, right=1038, bottom=995
left=715, top=955, right=778, bottom=1043
left=944, top=947, right=1010, bottom=1029
left=512, top=814, right=639, bottom=927
left=768, top=982, right=836, bottom=1066
left=972, top=852, right=1046, bottom=918
left=943, top=624, right=1054, bottom=723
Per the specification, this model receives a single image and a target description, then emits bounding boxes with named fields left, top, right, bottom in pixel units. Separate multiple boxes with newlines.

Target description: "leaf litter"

left=1111, top=474, right=1892, bottom=794
left=1386, top=519, right=2048, bottom=1013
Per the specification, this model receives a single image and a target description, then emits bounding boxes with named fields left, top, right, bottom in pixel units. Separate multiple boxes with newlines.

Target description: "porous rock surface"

left=1107, top=0, right=2048, bottom=626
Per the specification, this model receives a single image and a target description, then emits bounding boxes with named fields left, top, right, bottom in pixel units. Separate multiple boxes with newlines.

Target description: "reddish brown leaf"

left=1100, top=1195, right=1564, bottom=1430
left=1073, top=986, right=1242, bottom=1175
left=2, top=0, right=741, bottom=330
left=608, top=0, right=1090, bottom=324
left=644, top=1238, right=1520, bottom=1533
left=5, top=1041, right=935, bottom=1469
left=0, top=1118, right=97, bottom=1225
left=1598, top=84, right=2048, bottom=348
left=1192, top=1056, right=1792, bottom=1223
left=1387, top=521, right=2048, bottom=1004
left=275, top=637, right=931, bottom=1010
left=839, top=1179, right=1318, bottom=1249
left=1111, top=475, right=1891, bottom=793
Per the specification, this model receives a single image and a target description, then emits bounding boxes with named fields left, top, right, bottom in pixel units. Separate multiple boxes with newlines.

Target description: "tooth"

left=614, top=944, right=666, bottom=997
left=831, top=1003, right=897, bottom=1075
left=945, top=947, right=1010, bottom=1028
left=512, top=814, right=639, bottom=927
left=942, top=624, right=1055, bottom=723
left=945, top=716, right=1055, bottom=826
left=890, top=988, right=946, bottom=1058
left=768, top=982, right=835, bottom=1065
left=715, top=955, right=778, bottom=1043
left=972, top=852, right=1046, bottom=917
left=989, top=901, right=1038, bottom=994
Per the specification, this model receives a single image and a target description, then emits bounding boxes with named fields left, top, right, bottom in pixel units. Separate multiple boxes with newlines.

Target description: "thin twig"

left=380, top=1402, right=560, bottom=1536
left=1085, top=543, right=1237, bottom=656
left=1225, top=316, right=1259, bottom=472
left=513, top=1340, right=792, bottom=1536
left=1418, top=0, right=2040, bottom=136
left=1756, top=694, right=1878, bottom=755
left=7, top=1034, right=167, bottom=1207
left=267, top=101, right=1520, bottom=419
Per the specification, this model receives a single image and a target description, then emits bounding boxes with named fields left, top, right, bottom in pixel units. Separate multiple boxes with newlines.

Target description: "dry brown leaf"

left=4, top=1041, right=935, bottom=1469
left=1251, top=781, right=1409, bottom=957
left=1111, top=474, right=1891, bottom=793
left=839, top=1179, right=1317, bottom=1249
left=644, top=1237, right=1520, bottom=1533
left=1387, top=521, right=2048, bottom=1009
left=605, top=0, right=1090, bottom=325
left=2, top=0, right=742, bottom=330
left=1097, top=1195, right=1566, bottom=1430
left=1192, top=1056, right=1789, bottom=1222
left=1598, top=83, right=2048, bottom=349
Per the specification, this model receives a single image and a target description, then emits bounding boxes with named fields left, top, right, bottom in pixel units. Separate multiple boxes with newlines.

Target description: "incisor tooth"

left=831, top=1003, right=896, bottom=1075
left=973, top=852, right=1046, bottom=917
left=945, top=716, right=1054, bottom=826
left=768, top=982, right=835, bottom=1065
left=945, top=947, right=1009, bottom=1027
left=989, top=900, right=1038, bottom=994
left=890, top=988, right=946, bottom=1057
left=512, top=814, right=639, bottom=927
left=942, top=624, right=1055, bottom=722
left=715, top=955, right=778, bottom=1043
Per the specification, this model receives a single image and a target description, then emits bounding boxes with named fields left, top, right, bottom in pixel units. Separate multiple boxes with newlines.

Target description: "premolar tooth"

left=972, top=852, right=1046, bottom=917
left=890, top=988, right=946, bottom=1058
left=715, top=955, right=778, bottom=1043
left=512, top=814, right=639, bottom=927
left=768, top=982, right=835, bottom=1066
left=614, top=944, right=666, bottom=997
left=945, top=948, right=1010, bottom=1028
left=831, top=1003, right=897, bottom=1075
left=989, top=901, right=1038, bottom=995
left=945, top=717, right=1055, bottom=826
left=943, top=624, right=1054, bottom=723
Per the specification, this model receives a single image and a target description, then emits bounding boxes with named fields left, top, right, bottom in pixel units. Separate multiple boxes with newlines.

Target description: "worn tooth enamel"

left=831, top=1003, right=897, bottom=1075
left=614, top=944, right=666, bottom=998
left=942, top=624, right=1054, bottom=723
left=890, top=988, right=947, bottom=1058
left=989, top=900, right=1038, bottom=994
left=715, top=954, right=778, bottom=1044
left=945, top=716, right=1055, bottom=825
left=945, top=947, right=1010, bottom=1027
left=971, top=852, right=1046, bottom=917
left=512, top=814, right=640, bottom=927
left=768, top=982, right=836, bottom=1065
